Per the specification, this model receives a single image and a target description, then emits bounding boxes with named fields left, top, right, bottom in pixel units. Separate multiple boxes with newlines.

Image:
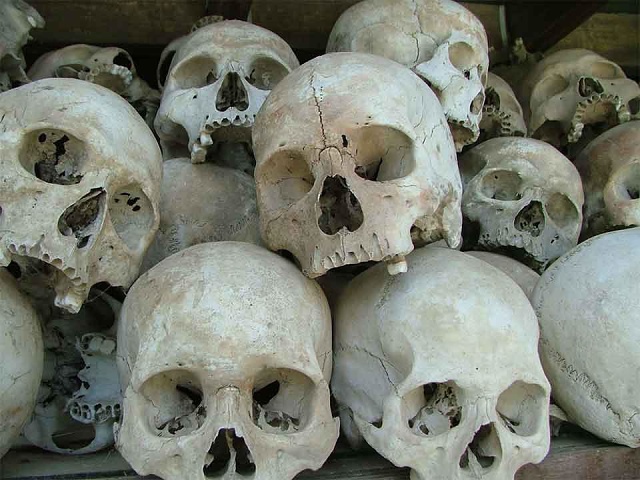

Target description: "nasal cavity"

left=514, top=200, right=545, bottom=237
left=578, top=77, right=604, bottom=97
left=216, top=72, right=249, bottom=112
left=459, top=423, right=501, bottom=473
left=204, top=428, right=256, bottom=478
left=318, top=175, right=364, bottom=235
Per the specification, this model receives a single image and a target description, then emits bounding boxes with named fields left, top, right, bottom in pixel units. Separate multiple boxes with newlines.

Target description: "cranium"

left=574, top=121, right=640, bottom=238
left=0, top=79, right=162, bottom=313
left=459, top=137, right=584, bottom=271
left=115, top=242, right=339, bottom=480
left=332, top=246, right=551, bottom=479
left=327, top=0, right=489, bottom=151
left=466, top=251, right=539, bottom=299
left=476, top=72, right=527, bottom=144
left=155, top=20, right=300, bottom=168
left=253, top=52, right=461, bottom=277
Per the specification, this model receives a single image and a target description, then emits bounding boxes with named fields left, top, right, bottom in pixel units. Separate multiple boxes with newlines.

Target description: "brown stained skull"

left=253, top=53, right=462, bottom=277
left=459, top=137, right=583, bottom=272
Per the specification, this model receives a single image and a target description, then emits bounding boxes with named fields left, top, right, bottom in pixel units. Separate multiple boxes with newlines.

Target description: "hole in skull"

left=479, top=170, right=523, bottom=201
left=545, top=193, right=579, bottom=229
left=109, top=184, right=155, bottom=251
left=7, top=261, right=22, bottom=279
left=113, top=52, right=132, bottom=69
left=447, top=42, right=476, bottom=73
left=459, top=423, right=501, bottom=472
left=203, top=428, right=256, bottom=478
left=216, top=72, right=249, bottom=112
left=172, top=56, right=217, bottom=89
left=318, top=176, right=364, bottom=235
left=21, top=130, right=86, bottom=185
left=352, top=126, right=415, bottom=181
left=578, top=77, right=605, bottom=97
left=628, top=97, right=640, bottom=116
left=484, top=87, right=500, bottom=110
left=52, top=423, right=96, bottom=450
left=497, top=381, right=546, bottom=436
left=258, top=151, right=314, bottom=213
left=58, top=188, right=105, bottom=248
left=514, top=201, right=545, bottom=237
left=247, top=57, right=289, bottom=90
left=406, top=382, right=462, bottom=437
left=342, top=135, right=349, bottom=148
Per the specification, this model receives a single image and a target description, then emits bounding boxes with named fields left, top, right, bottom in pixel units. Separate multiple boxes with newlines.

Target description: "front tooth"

left=191, top=143, right=207, bottom=164
left=200, top=133, right=213, bottom=146
left=386, top=255, right=408, bottom=275
left=55, top=286, right=85, bottom=314
left=0, top=247, right=10, bottom=267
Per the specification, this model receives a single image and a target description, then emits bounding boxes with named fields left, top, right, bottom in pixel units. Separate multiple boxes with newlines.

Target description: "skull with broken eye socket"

left=0, top=79, right=162, bottom=313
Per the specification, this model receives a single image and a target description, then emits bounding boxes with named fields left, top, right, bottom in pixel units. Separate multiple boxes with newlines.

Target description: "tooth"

left=200, top=133, right=213, bottom=146
left=0, top=247, right=10, bottom=267
left=191, top=143, right=207, bottom=164
left=386, top=255, right=408, bottom=276
left=55, top=286, right=85, bottom=314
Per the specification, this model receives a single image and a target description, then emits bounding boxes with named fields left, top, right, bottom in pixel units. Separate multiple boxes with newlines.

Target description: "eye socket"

left=479, top=170, right=523, bottom=201
left=448, top=42, right=476, bottom=75
left=613, top=163, right=640, bottom=201
left=353, top=126, right=415, bottom=182
left=532, top=74, right=570, bottom=104
left=257, top=150, right=314, bottom=213
left=109, top=184, right=155, bottom=251
left=246, top=57, right=289, bottom=90
left=251, top=369, right=315, bottom=433
left=496, top=381, right=547, bottom=436
left=403, top=381, right=462, bottom=437
left=545, top=192, right=579, bottom=228
left=590, top=61, right=623, bottom=80
left=171, top=56, right=217, bottom=89
left=20, top=129, right=87, bottom=185
left=140, top=370, right=205, bottom=437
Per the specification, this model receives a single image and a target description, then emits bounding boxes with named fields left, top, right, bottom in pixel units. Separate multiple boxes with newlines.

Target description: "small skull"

left=459, top=137, right=584, bottom=271
left=574, top=121, right=640, bottom=238
left=116, top=242, right=339, bottom=480
left=332, top=246, right=551, bottom=480
left=327, top=0, right=489, bottom=151
left=253, top=52, right=462, bottom=277
left=155, top=20, right=300, bottom=168
left=476, top=72, right=527, bottom=144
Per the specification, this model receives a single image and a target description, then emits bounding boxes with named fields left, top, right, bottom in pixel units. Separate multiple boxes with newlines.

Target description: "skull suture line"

left=0, top=79, right=162, bottom=313
left=253, top=52, right=462, bottom=277
left=327, top=0, right=489, bottom=151
left=116, top=242, right=339, bottom=480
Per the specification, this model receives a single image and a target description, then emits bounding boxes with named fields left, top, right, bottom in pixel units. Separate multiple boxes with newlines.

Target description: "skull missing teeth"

left=253, top=52, right=462, bottom=277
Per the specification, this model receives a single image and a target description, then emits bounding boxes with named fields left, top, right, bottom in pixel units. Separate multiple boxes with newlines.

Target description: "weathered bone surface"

left=155, top=20, right=300, bottom=170
left=116, top=242, right=339, bottom=480
left=332, top=246, right=551, bottom=479
left=459, top=137, right=584, bottom=272
left=141, top=158, right=261, bottom=272
left=0, top=79, right=162, bottom=313
left=21, top=293, right=122, bottom=454
left=476, top=72, right=527, bottom=144
left=0, top=268, right=44, bottom=459
left=533, top=228, right=640, bottom=447
left=28, top=44, right=161, bottom=128
left=254, top=52, right=461, bottom=277
left=467, top=251, right=539, bottom=299
left=327, top=0, right=488, bottom=151
left=519, top=49, right=640, bottom=156
left=575, top=121, right=640, bottom=238
left=0, top=0, right=44, bottom=92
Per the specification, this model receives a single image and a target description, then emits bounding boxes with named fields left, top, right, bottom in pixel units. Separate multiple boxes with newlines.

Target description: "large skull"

left=466, top=251, right=539, bottom=300
left=0, top=79, right=162, bottom=313
left=155, top=20, right=300, bottom=166
left=0, top=268, right=43, bottom=458
left=116, top=242, right=339, bottom=480
left=254, top=52, right=461, bottom=277
left=519, top=49, right=640, bottom=155
left=459, top=137, right=584, bottom=271
left=332, top=246, right=551, bottom=479
left=575, top=121, right=640, bottom=238
left=327, top=0, right=488, bottom=151
left=476, top=72, right=527, bottom=144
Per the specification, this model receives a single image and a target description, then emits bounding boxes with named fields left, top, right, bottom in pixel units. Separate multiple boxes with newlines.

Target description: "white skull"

left=0, top=79, right=162, bottom=313
left=459, top=137, right=584, bottom=271
left=477, top=73, right=527, bottom=143
left=575, top=121, right=640, bottom=238
left=27, top=44, right=161, bottom=128
left=253, top=52, right=461, bottom=278
left=466, top=251, right=539, bottom=299
left=327, top=0, right=489, bottom=151
left=532, top=228, right=640, bottom=447
left=0, top=268, right=43, bottom=458
left=332, top=246, right=551, bottom=480
left=115, top=242, right=339, bottom=480
left=21, top=292, right=122, bottom=454
left=155, top=20, right=300, bottom=166
left=519, top=49, right=640, bottom=154
left=140, top=158, right=261, bottom=273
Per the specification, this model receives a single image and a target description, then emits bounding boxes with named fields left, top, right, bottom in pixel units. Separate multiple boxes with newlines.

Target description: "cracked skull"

left=519, top=49, right=640, bottom=155
left=116, top=242, right=339, bottom=480
left=253, top=52, right=461, bottom=277
left=476, top=72, right=527, bottom=144
left=0, top=79, right=162, bottom=313
left=459, top=137, right=583, bottom=271
left=327, top=0, right=488, bottom=151
left=332, top=246, right=551, bottom=480
left=575, top=121, right=640, bottom=238
left=155, top=20, right=299, bottom=169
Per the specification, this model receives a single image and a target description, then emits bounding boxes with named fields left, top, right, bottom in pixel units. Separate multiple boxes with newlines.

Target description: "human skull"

left=21, top=292, right=122, bottom=454
left=459, top=137, right=583, bottom=271
left=476, top=73, right=527, bottom=144
left=519, top=49, right=640, bottom=155
left=327, top=0, right=488, bottom=151
left=574, top=121, right=640, bottom=238
left=116, top=242, right=338, bottom=480
left=466, top=251, right=539, bottom=299
left=0, top=79, right=162, bottom=313
left=532, top=228, right=640, bottom=447
left=254, top=52, right=461, bottom=277
left=332, top=246, right=551, bottom=479
left=140, top=158, right=261, bottom=272
left=27, top=44, right=161, bottom=128
left=155, top=20, right=300, bottom=166
left=0, top=268, right=43, bottom=459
